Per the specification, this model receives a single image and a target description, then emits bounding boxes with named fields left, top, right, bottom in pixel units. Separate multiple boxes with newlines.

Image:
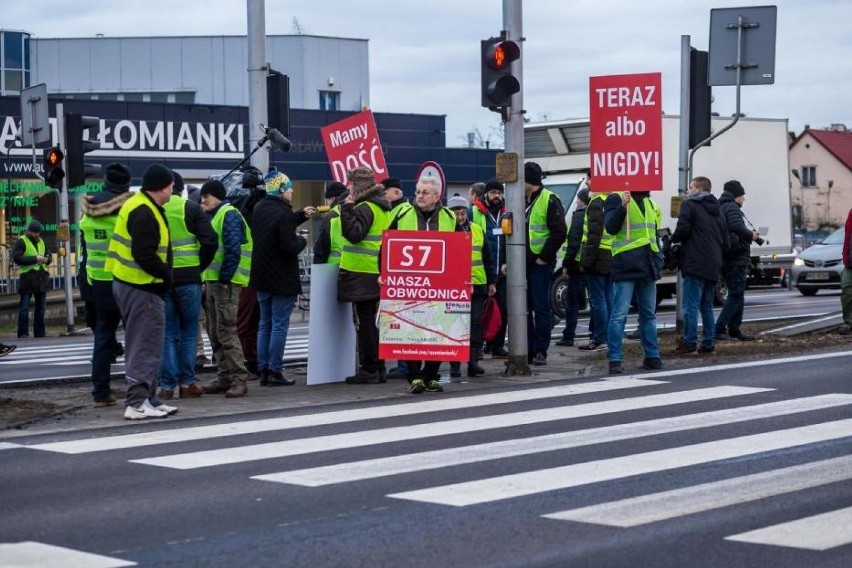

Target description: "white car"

left=790, top=228, right=846, bottom=295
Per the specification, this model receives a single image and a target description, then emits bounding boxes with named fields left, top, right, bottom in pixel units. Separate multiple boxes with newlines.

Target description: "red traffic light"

left=484, top=39, right=520, bottom=71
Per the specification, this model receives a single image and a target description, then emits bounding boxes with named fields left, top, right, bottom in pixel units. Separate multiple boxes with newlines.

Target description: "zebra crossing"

left=21, top=369, right=852, bottom=554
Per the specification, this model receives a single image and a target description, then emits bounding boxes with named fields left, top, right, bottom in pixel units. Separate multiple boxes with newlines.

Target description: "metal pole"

left=56, top=103, right=75, bottom=332
left=675, top=35, right=691, bottom=332
left=247, top=0, right=269, bottom=173
left=503, top=0, right=531, bottom=375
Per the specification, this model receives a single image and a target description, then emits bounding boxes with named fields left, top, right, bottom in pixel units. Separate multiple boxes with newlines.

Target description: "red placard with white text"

left=589, top=72, right=663, bottom=191
left=379, top=231, right=471, bottom=362
left=320, top=109, right=389, bottom=183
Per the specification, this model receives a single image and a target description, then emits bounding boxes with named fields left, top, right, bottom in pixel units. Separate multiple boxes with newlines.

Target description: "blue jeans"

left=586, top=273, right=612, bottom=344
left=715, top=264, right=747, bottom=335
left=562, top=273, right=587, bottom=342
left=18, top=292, right=46, bottom=338
left=257, top=291, right=297, bottom=373
left=682, top=274, right=717, bottom=349
left=527, top=263, right=554, bottom=356
left=91, top=280, right=122, bottom=400
left=158, top=283, right=202, bottom=390
left=607, top=279, right=659, bottom=362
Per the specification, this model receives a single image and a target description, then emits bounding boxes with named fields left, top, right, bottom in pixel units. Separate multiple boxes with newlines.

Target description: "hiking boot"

left=555, top=338, right=574, bottom=347
left=449, top=362, right=462, bottom=378
left=425, top=379, right=444, bottom=392
left=731, top=332, right=755, bottom=342
left=641, top=357, right=663, bottom=370
left=533, top=352, right=547, bottom=366
left=490, top=347, right=509, bottom=359
left=203, top=381, right=231, bottom=394
left=225, top=379, right=248, bottom=398
left=93, top=395, right=117, bottom=408
left=409, top=378, right=426, bottom=394
left=345, top=369, right=380, bottom=384
left=578, top=340, right=607, bottom=351
left=157, top=389, right=175, bottom=400
left=259, top=368, right=269, bottom=386
left=715, top=330, right=731, bottom=341
left=673, top=342, right=698, bottom=356
left=124, top=401, right=168, bottom=420
left=268, top=371, right=296, bottom=386
left=698, top=344, right=716, bottom=354
left=467, top=361, right=485, bottom=377
left=179, top=384, right=205, bottom=398
left=608, top=360, right=623, bottom=374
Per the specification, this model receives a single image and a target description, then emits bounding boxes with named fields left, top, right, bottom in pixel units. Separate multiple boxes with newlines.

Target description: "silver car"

left=790, top=228, right=846, bottom=295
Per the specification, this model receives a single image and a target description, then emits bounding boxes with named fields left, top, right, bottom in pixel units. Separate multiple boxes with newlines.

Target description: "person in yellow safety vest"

left=524, top=162, right=568, bottom=367
left=381, top=177, right=409, bottom=217
left=447, top=193, right=497, bottom=379
left=578, top=177, right=615, bottom=352
left=603, top=190, right=665, bottom=375
left=337, top=167, right=392, bottom=385
left=12, top=220, right=51, bottom=339
left=199, top=179, right=254, bottom=398
left=312, top=181, right=348, bottom=265
left=473, top=179, right=509, bottom=358
left=556, top=187, right=591, bottom=347
left=156, top=171, right=217, bottom=400
left=107, top=163, right=177, bottom=420
left=388, top=175, right=459, bottom=394
left=79, top=163, right=134, bottom=407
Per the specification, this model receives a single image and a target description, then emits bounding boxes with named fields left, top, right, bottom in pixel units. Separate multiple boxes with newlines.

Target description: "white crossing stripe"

left=388, top=418, right=852, bottom=506
left=31, top=377, right=663, bottom=454
left=725, top=506, right=852, bottom=551
left=132, top=386, right=767, bottom=470
left=252, top=394, right=852, bottom=487
left=542, top=455, right=852, bottom=527
left=0, top=442, right=23, bottom=451
left=0, top=541, right=135, bottom=567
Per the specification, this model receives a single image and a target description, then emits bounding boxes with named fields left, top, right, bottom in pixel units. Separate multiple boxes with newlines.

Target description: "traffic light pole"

left=502, top=0, right=531, bottom=376
left=55, top=103, right=76, bottom=333
left=247, top=0, right=270, bottom=174
left=676, top=35, right=691, bottom=332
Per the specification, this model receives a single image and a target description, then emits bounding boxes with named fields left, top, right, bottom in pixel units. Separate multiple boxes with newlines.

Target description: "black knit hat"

left=200, top=179, right=227, bottom=201
left=576, top=188, right=591, bottom=204
left=141, top=164, right=174, bottom=192
left=380, top=177, right=402, bottom=190
left=104, top=163, right=131, bottom=192
left=485, top=179, right=504, bottom=192
left=325, top=181, right=346, bottom=199
left=27, top=220, right=43, bottom=233
left=723, top=180, right=745, bottom=198
left=524, top=162, right=543, bottom=186
left=171, top=170, right=185, bottom=195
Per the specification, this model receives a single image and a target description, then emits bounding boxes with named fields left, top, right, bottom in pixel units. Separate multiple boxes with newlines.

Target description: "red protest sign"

left=589, top=72, right=663, bottom=191
left=379, top=231, right=472, bottom=362
left=320, top=109, right=388, bottom=183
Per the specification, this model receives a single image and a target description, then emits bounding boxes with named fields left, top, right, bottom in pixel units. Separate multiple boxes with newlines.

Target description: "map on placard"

left=379, top=300, right=470, bottom=361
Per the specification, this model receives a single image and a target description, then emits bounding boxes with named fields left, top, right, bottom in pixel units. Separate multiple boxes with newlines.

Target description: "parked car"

left=790, top=228, right=845, bottom=295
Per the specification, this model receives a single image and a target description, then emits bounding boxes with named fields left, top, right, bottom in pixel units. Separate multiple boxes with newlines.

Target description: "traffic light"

left=43, top=146, right=65, bottom=189
left=481, top=35, right=521, bottom=110
left=689, top=48, right=712, bottom=149
left=65, top=112, right=102, bottom=188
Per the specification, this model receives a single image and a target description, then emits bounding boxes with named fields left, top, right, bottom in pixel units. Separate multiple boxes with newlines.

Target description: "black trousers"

left=353, top=299, right=382, bottom=372
left=486, top=277, right=508, bottom=350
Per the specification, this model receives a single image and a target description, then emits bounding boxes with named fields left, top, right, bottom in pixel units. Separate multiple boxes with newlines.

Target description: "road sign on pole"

left=708, top=5, right=777, bottom=86
left=19, top=83, right=50, bottom=147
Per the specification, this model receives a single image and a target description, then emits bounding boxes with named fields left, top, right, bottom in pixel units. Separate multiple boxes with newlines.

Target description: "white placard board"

left=307, top=263, right=357, bottom=384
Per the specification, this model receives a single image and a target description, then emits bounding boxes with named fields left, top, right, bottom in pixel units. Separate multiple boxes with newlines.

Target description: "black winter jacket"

left=562, top=207, right=585, bottom=274
left=672, top=192, right=730, bottom=282
left=604, top=192, right=661, bottom=283
left=249, top=196, right=309, bottom=295
left=718, top=191, right=754, bottom=267
left=116, top=191, right=173, bottom=295
left=12, top=234, right=51, bottom=294
left=580, top=197, right=612, bottom=275
left=338, top=186, right=393, bottom=303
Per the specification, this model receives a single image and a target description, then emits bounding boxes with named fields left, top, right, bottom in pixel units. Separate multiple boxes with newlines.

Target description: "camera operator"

left=715, top=180, right=759, bottom=341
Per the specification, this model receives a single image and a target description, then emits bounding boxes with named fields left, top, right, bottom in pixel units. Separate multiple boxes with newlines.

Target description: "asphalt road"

left=0, top=287, right=843, bottom=384
left=1, top=352, right=850, bottom=567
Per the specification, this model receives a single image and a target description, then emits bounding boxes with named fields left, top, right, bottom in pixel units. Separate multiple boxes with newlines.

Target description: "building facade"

left=789, top=125, right=852, bottom=231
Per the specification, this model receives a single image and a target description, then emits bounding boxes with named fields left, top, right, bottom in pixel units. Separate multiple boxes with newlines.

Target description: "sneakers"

left=93, top=395, right=117, bottom=408
left=698, top=345, right=716, bottom=354
left=124, top=400, right=168, bottom=420
left=425, top=379, right=444, bottom=392
left=179, top=383, right=205, bottom=398
left=344, top=369, right=380, bottom=385
left=578, top=340, right=607, bottom=351
left=152, top=401, right=179, bottom=416
left=673, top=342, right=698, bottom=356
left=555, top=338, right=574, bottom=347
left=410, top=378, right=426, bottom=394
left=641, top=357, right=663, bottom=370
left=608, top=361, right=623, bottom=374
left=268, top=371, right=297, bottom=386
left=0, top=343, right=17, bottom=358
left=532, top=352, right=547, bottom=366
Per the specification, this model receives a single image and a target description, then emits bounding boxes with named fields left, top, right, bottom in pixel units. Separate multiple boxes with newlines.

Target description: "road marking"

left=543, top=455, right=852, bottom=527
left=0, top=541, right=135, bottom=567
left=133, top=386, right=767, bottom=470
left=31, top=377, right=662, bottom=454
left=0, top=442, right=22, bottom=451
left=725, top=506, right=852, bottom=551
left=388, top=418, right=852, bottom=506
left=251, top=395, right=852, bottom=487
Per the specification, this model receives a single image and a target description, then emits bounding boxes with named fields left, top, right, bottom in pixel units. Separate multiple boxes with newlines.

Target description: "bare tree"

left=292, top=17, right=305, bottom=35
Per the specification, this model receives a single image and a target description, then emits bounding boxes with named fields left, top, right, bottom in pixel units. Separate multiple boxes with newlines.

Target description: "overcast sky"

left=4, top=0, right=850, bottom=146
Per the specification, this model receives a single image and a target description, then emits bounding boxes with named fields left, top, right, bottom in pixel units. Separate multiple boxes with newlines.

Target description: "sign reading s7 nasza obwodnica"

left=589, top=72, right=663, bottom=192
